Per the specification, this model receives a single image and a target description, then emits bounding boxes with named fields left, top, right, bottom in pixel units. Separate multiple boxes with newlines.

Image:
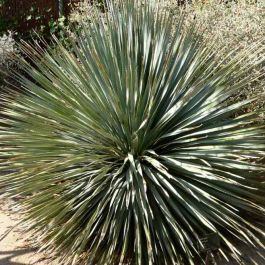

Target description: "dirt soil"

left=0, top=198, right=58, bottom=265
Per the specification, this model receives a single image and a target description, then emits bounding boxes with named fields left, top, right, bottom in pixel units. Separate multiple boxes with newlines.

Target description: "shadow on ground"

left=0, top=248, right=38, bottom=265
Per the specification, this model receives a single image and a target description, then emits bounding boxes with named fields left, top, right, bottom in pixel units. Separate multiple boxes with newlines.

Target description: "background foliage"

left=0, top=31, right=17, bottom=90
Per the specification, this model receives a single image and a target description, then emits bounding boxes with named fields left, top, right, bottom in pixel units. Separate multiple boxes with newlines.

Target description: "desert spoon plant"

left=0, top=1, right=265, bottom=264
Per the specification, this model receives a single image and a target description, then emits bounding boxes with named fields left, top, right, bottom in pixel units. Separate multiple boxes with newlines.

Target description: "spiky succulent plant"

left=0, top=1, right=265, bottom=264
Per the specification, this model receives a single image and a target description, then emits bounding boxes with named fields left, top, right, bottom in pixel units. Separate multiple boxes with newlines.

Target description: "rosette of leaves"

left=0, top=1, right=265, bottom=265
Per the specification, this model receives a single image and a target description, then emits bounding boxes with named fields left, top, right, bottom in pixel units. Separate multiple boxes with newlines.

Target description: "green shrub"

left=70, top=0, right=265, bottom=114
left=0, top=1, right=265, bottom=264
